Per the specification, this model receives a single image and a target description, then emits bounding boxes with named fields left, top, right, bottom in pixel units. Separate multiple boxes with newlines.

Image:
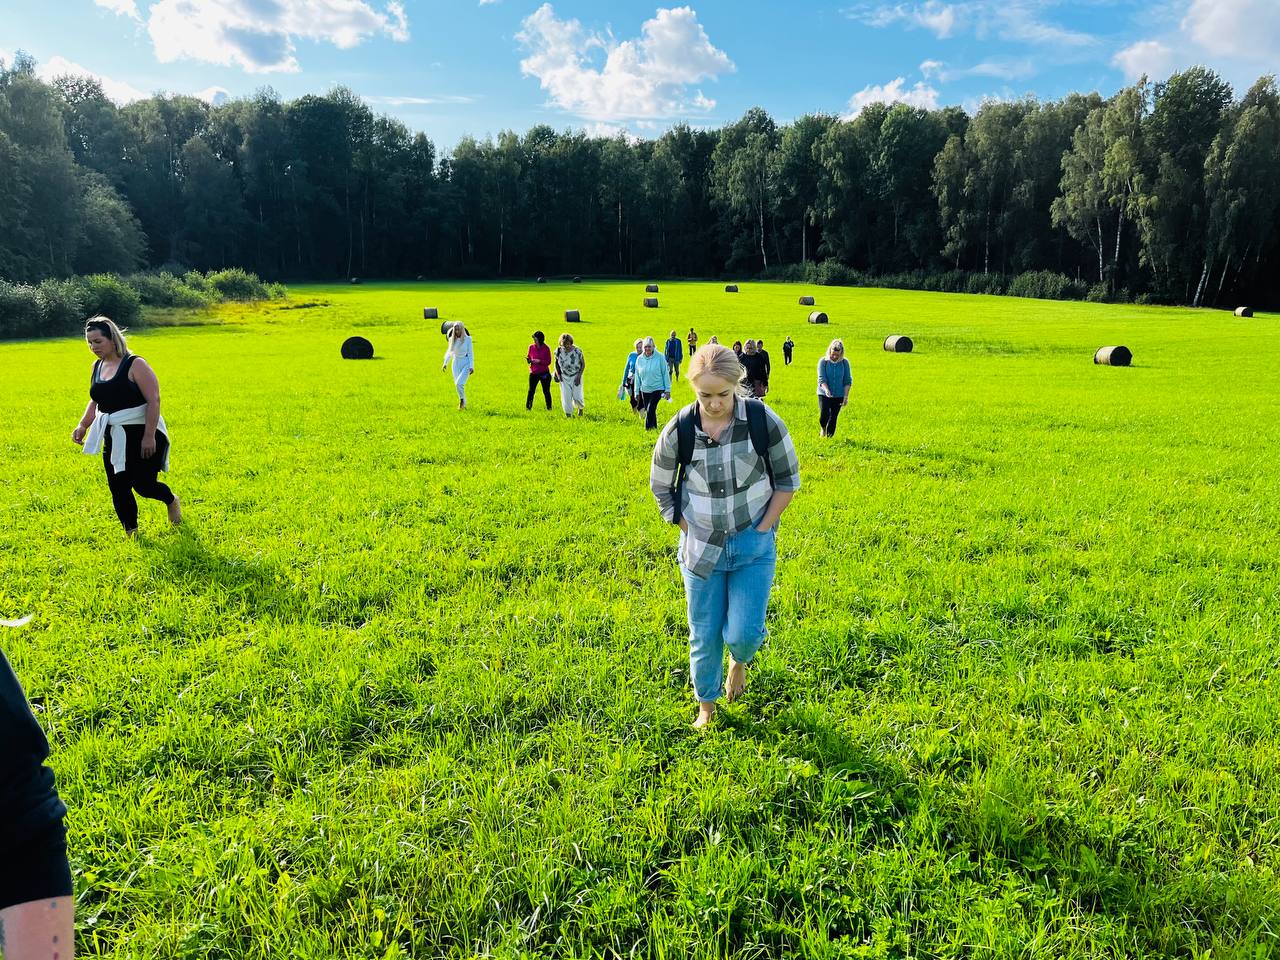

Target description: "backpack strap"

left=744, top=399, right=774, bottom=488
left=672, top=403, right=698, bottom=524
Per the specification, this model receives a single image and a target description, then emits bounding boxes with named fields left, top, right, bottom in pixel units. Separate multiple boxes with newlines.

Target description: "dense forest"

left=2, top=51, right=1278, bottom=307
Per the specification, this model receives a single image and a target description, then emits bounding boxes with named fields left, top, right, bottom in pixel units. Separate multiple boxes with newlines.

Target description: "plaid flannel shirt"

left=650, top=397, right=801, bottom=579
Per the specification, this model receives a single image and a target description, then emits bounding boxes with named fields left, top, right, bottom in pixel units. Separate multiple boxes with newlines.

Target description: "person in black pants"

left=1, top=628, right=74, bottom=959
left=816, top=339, right=852, bottom=438
left=525, top=330, right=553, bottom=410
left=783, top=336, right=794, bottom=365
left=72, top=317, right=181, bottom=536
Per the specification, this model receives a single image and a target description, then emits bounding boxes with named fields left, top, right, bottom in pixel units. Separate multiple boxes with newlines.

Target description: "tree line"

left=2, top=51, right=1278, bottom=308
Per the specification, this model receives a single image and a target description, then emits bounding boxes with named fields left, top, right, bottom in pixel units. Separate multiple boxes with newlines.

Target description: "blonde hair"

left=634, top=338, right=643, bottom=350
left=85, top=316, right=128, bottom=357
left=743, top=340, right=757, bottom=354
left=449, top=321, right=468, bottom=341
left=559, top=332, right=574, bottom=348
left=687, top=344, right=749, bottom=396
left=827, top=338, right=845, bottom=358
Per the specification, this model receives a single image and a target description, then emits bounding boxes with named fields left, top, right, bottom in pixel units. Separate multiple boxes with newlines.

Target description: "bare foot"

left=167, top=496, right=182, bottom=525
left=725, top=658, right=747, bottom=703
left=692, top=702, right=716, bottom=729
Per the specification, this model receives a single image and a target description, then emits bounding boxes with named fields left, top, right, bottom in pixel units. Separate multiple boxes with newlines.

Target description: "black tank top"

left=90, top=354, right=147, bottom=413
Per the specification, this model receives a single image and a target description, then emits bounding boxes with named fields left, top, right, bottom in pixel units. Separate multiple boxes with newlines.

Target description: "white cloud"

left=94, top=0, right=140, bottom=18
left=517, top=4, right=734, bottom=121
left=1183, top=0, right=1280, bottom=61
left=38, top=55, right=149, bottom=103
left=1112, top=39, right=1176, bottom=82
left=195, top=85, right=232, bottom=105
left=146, top=0, right=409, bottom=73
left=843, top=77, right=940, bottom=117
left=364, top=94, right=478, bottom=105
left=852, top=1, right=1095, bottom=47
left=1111, top=0, right=1280, bottom=88
left=918, top=57, right=1034, bottom=82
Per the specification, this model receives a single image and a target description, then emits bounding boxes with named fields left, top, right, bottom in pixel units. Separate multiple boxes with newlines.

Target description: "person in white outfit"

left=442, top=322, right=474, bottom=409
left=554, top=332, right=586, bottom=417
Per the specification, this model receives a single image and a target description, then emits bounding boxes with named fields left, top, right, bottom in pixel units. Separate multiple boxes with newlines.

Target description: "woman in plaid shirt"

left=649, top=344, right=800, bottom=728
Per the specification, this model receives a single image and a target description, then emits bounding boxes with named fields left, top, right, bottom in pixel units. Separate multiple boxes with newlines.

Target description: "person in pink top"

left=526, top=330, right=553, bottom=411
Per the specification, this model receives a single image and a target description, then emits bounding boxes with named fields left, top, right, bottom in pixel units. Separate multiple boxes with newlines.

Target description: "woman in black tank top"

left=72, top=317, right=182, bottom=535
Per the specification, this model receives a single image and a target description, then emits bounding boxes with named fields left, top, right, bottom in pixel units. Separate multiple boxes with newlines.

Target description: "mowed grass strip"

left=1, top=280, right=1278, bottom=959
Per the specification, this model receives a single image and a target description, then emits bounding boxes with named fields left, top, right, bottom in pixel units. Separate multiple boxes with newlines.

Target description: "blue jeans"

left=680, top=524, right=777, bottom=703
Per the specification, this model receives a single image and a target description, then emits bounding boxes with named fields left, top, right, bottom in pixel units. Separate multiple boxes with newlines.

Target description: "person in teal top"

left=618, top=337, right=644, bottom=414
left=816, top=338, right=852, bottom=438
left=634, top=336, right=672, bottom=430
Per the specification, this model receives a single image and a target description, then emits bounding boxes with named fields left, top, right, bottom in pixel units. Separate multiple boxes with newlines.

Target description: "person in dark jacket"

left=740, top=340, right=769, bottom=398
left=664, top=330, right=684, bottom=382
left=1, top=622, right=73, bottom=959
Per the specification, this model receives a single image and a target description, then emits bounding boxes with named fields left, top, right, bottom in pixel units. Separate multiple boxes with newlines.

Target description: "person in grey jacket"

left=816, top=339, right=852, bottom=437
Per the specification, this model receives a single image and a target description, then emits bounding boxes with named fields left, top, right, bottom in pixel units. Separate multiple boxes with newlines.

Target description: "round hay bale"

left=1093, top=345, right=1132, bottom=366
left=883, top=335, right=913, bottom=353
left=423, top=307, right=438, bottom=320
left=341, top=336, right=373, bottom=359
left=350, top=277, right=361, bottom=285
left=799, top=295, right=815, bottom=306
left=573, top=276, right=582, bottom=283
left=725, top=284, right=739, bottom=293
left=645, top=283, right=659, bottom=293
left=808, top=311, right=828, bottom=324
left=565, top=309, right=581, bottom=322
left=644, top=297, right=659, bottom=308
left=1235, top=306, right=1254, bottom=317
left=439, top=320, right=454, bottom=337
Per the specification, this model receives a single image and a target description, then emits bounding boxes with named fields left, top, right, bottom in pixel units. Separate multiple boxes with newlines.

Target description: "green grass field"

left=2, top=281, right=1278, bottom=958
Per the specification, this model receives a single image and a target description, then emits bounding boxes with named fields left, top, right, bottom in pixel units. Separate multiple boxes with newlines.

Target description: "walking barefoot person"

left=443, top=321, right=474, bottom=409
left=817, top=339, right=852, bottom=438
left=649, top=344, right=800, bottom=728
left=72, top=317, right=180, bottom=536
left=526, top=331, right=553, bottom=411
left=1, top=621, right=74, bottom=960
left=634, top=336, right=672, bottom=431
left=554, top=332, right=586, bottom=417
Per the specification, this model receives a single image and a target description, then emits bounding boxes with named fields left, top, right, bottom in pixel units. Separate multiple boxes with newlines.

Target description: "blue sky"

left=2, top=0, right=1277, bottom=150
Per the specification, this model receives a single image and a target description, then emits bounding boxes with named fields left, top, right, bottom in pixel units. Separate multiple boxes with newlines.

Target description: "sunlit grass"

left=2, top=280, right=1278, bottom=958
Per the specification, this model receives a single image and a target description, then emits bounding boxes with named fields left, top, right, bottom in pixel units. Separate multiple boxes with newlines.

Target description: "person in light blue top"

left=634, top=336, right=672, bottom=430
left=618, top=337, right=644, bottom=414
left=816, top=339, right=852, bottom=438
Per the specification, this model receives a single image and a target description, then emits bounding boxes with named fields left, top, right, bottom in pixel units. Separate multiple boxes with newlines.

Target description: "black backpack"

left=672, top=399, right=773, bottom=523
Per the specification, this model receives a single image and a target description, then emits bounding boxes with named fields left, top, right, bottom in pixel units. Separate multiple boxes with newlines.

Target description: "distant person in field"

left=634, top=336, right=672, bottom=431
left=756, top=340, right=771, bottom=383
left=687, top=327, right=698, bottom=355
left=554, top=332, right=586, bottom=417
left=1, top=624, right=74, bottom=960
left=72, top=317, right=181, bottom=537
left=731, top=340, right=743, bottom=361
left=443, top=321, right=474, bottom=410
left=783, top=336, right=794, bottom=366
left=707, top=335, right=720, bottom=345
left=740, top=340, right=768, bottom=398
left=525, top=330, right=553, bottom=411
left=649, top=344, right=800, bottom=728
left=619, top=338, right=644, bottom=415
left=664, top=329, right=684, bottom=382
left=816, top=338, right=852, bottom=438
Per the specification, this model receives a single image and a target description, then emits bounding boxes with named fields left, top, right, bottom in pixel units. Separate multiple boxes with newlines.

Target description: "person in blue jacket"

left=816, top=338, right=852, bottom=438
left=664, top=329, right=684, bottom=382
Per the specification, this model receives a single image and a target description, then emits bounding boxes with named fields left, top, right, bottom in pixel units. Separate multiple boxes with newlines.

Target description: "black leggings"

left=783, top=348, right=793, bottom=365
left=642, top=390, right=665, bottom=430
left=103, top=428, right=174, bottom=530
left=527, top=371, right=552, bottom=409
left=819, top=395, right=845, bottom=437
